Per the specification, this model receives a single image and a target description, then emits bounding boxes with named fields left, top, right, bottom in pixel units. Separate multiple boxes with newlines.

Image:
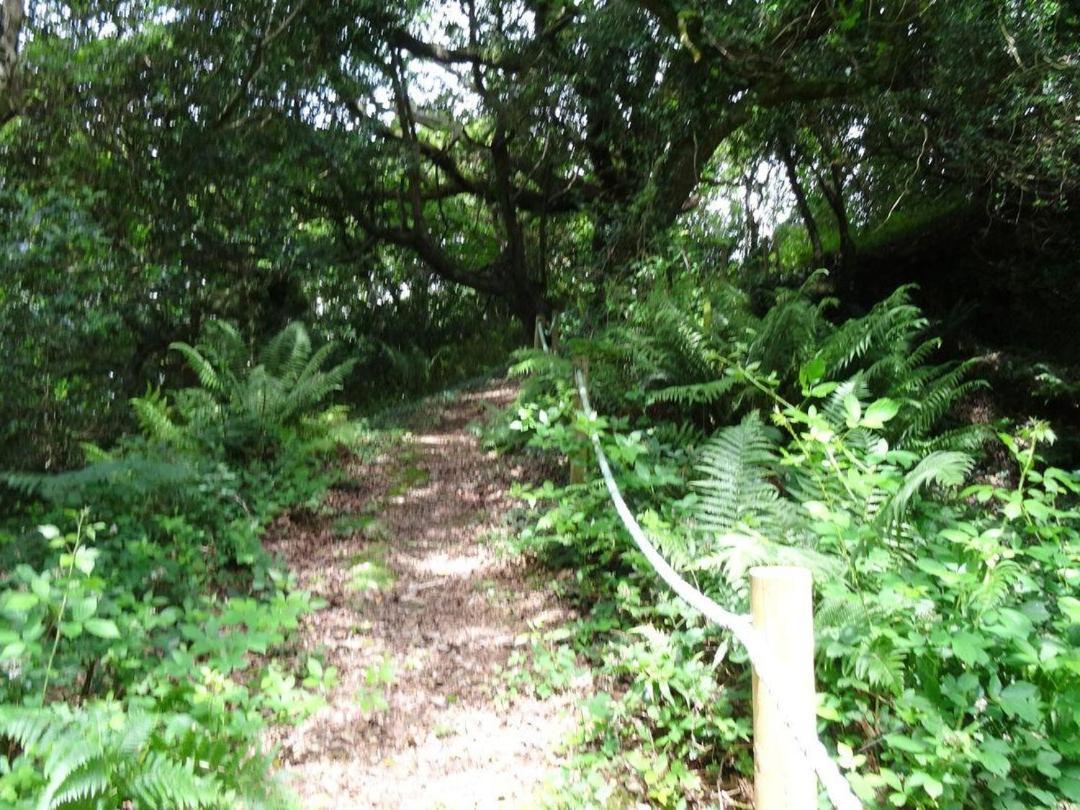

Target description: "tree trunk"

left=0, top=0, right=24, bottom=125
left=815, top=162, right=856, bottom=295
left=778, top=142, right=824, bottom=268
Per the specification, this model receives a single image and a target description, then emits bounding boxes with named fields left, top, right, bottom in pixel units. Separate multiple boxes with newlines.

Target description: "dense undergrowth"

left=490, top=267, right=1080, bottom=808
left=0, top=322, right=359, bottom=808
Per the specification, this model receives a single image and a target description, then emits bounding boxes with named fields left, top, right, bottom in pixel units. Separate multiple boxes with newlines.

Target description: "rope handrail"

left=535, top=317, right=862, bottom=810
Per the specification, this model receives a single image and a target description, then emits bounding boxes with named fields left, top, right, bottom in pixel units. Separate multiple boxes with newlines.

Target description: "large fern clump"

left=503, top=264, right=1077, bottom=807
left=0, top=703, right=283, bottom=809
left=810, top=286, right=989, bottom=451
left=562, top=277, right=987, bottom=458
left=688, top=412, right=835, bottom=585
left=133, top=320, right=355, bottom=460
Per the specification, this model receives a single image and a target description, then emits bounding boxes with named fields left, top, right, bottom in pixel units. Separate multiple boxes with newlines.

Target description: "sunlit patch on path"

left=264, top=380, right=589, bottom=808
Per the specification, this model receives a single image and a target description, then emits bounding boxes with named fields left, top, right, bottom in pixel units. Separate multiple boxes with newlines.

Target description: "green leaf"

left=976, top=737, right=1012, bottom=776
left=37, top=525, right=60, bottom=541
left=72, top=596, right=98, bottom=623
left=73, top=547, right=97, bottom=575
left=843, top=394, right=862, bottom=428
left=885, top=733, right=927, bottom=754
left=862, top=398, right=900, bottom=429
left=583, top=692, right=613, bottom=721
left=908, top=770, right=944, bottom=799
left=4, top=592, right=39, bottom=613
left=1058, top=596, right=1080, bottom=624
left=809, top=381, right=839, bottom=398
left=950, top=631, right=990, bottom=665
left=1035, top=749, right=1062, bottom=778
left=30, top=575, right=51, bottom=601
left=1059, top=772, right=1080, bottom=802
left=800, top=357, right=826, bottom=388
left=85, top=618, right=120, bottom=639
left=923, top=777, right=944, bottom=799
left=997, top=681, right=1041, bottom=723
left=0, top=641, right=26, bottom=660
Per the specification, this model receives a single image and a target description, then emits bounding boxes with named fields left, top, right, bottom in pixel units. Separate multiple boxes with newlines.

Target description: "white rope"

left=571, top=367, right=862, bottom=810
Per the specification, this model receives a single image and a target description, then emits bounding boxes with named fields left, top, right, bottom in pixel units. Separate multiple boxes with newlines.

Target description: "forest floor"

left=264, top=379, right=590, bottom=809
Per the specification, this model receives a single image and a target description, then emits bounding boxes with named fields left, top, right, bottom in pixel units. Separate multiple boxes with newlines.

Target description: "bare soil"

left=264, top=380, right=589, bottom=809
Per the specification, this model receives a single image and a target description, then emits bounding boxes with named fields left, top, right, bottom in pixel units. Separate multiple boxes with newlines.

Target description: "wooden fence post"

left=534, top=315, right=546, bottom=350
left=750, top=566, right=817, bottom=810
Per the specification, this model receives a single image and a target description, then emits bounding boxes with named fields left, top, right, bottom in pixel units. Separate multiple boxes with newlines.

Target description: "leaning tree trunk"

left=0, top=0, right=23, bottom=125
left=816, top=162, right=857, bottom=297
left=779, top=142, right=825, bottom=269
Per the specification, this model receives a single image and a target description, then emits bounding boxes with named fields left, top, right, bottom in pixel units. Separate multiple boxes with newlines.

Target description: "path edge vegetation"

left=0, top=0, right=1078, bottom=807
left=0, top=321, right=363, bottom=808
left=487, top=274, right=1079, bottom=809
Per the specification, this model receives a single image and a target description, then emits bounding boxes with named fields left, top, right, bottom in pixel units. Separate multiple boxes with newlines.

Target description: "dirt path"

left=265, top=380, right=587, bottom=809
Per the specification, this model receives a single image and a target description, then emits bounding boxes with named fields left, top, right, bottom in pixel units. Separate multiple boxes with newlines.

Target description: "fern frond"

left=131, top=390, right=190, bottom=450
left=909, top=423, right=992, bottom=453
left=129, top=752, right=217, bottom=809
left=48, top=764, right=109, bottom=807
left=40, top=731, right=101, bottom=807
left=4, top=456, right=194, bottom=506
left=853, top=641, right=906, bottom=693
left=694, top=530, right=839, bottom=588
left=199, top=320, right=246, bottom=376
left=119, top=711, right=154, bottom=757
left=169, top=342, right=223, bottom=394
left=970, top=559, right=1024, bottom=612
left=746, top=293, right=825, bottom=379
left=79, top=442, right=114, bottom=464
left=818, top=286, right=926, bottom=375
left=260, top=321, right=312, bottom=384
left=0, top=704, right=272, bottom=810
left=821, top=376, right=871, bottom=426
left=0, top=706, right=53, bottom=750
left=879, top=450, right=974, bottom=524
left=896, top=368, right=987, bottom=447
left=691, top=413, right=798, bottom=542
left=646, top=375, right=738, bottom=407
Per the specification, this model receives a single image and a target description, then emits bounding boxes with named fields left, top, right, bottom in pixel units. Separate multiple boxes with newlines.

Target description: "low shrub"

left=496, top=279, right=1079, bottom=808
left=0, top=321, right=355, bottom=807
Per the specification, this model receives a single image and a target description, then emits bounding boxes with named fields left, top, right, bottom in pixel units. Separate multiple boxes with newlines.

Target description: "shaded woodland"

left=0, top=2, right=1077, bottom=807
